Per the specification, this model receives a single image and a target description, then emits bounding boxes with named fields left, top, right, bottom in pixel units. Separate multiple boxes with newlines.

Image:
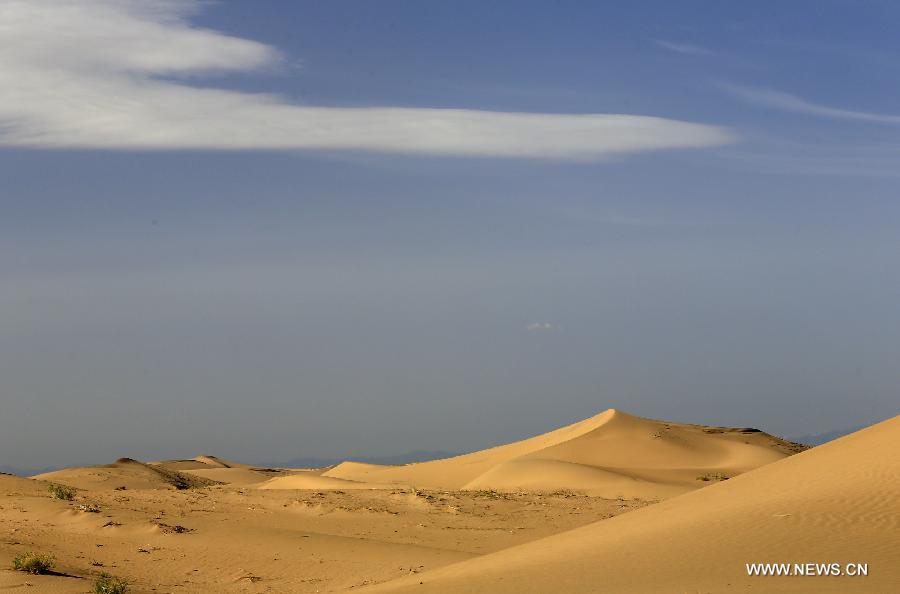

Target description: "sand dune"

left=367, top=414, right=900, bottom=593
left=0, top=472, right=49, bottom=496
left=32, top=457, right=219, bottom=491
left=180, top=467, right=274, bottom=485
left=150, top=455, right=292, bottom=485
left=148, top=459, right=214, bottom=471
left=325, top=409, right=804, bottom=498
left=189, top=455, right=252, bottom=469
left=258, top=472, right=396, bottom=490
left=2, top=411, right=892, bottom=592
left=150, top=454, right=253, bottom=471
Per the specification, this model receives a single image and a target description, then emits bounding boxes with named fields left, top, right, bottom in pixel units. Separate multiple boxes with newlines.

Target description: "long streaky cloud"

left=0, top=0, right=733, bottom=159
left=725, top=84, right=900, bottom=125
left=654, top=40, right=714, bottom=56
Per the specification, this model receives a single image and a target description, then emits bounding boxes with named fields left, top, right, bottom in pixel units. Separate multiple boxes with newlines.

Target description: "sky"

left=2, top=0, right=899, bottom=469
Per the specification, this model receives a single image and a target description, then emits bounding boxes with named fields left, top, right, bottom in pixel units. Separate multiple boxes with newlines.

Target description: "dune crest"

left=258, top=473, right=395, bottom=490
left=33, top=457, right=219, bottom=491
left=152, top=455, right=292, bottom=485
left=324, top=408, right=804, bottom=498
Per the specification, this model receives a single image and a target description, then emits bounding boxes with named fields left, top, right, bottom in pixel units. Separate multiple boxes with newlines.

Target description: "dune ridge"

left=366, top=414, right=900, bottom=593
left=152, top=455, right=297, bottom=485
left=32, top=457, right=220, bottom=491
left=323, top=408, right=804, bottom=498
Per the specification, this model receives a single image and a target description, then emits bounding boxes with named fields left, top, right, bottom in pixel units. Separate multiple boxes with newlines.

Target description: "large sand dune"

left=367, top=414, right=900, bottom=593
left=324, top=409, right=804, bottom=498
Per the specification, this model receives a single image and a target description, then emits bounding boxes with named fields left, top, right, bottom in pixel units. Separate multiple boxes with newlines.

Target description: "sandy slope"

left=0, top=472, right=48, bottom=497
left=32, top=457, right=219, bottom=491
left=179, top=467, right=273, bottom=485
left=367, top=414, right=900, bottom=593
left=151, top=456, right=298, bottom=485
left=258, top=472, right=395, bottom=490
left=148, top=455, right=250, bottom=472
left=325, top=409, right=804, bottom=498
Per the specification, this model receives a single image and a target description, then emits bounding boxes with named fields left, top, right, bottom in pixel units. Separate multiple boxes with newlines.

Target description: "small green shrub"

left=12, top=551, right=55, bottom=574
left=48, top=483, right=76, bottom=501
left=94, top=572, right=129, bottom=594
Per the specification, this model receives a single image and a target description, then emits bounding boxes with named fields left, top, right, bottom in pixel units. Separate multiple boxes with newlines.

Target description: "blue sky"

left=2, top=0, right=899, bottom=468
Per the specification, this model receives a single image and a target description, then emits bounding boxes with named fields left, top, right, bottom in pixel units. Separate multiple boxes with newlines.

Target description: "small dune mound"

left=150, top=459, right=215, bottom=472
left=181, top=467, right=276, bottom=485
left=257, top=472, right=392, bottom=490
left=324, top=409, right=807, bottom=499
left=151, top=455, right=286, bottom=484
left=0, top=473, right=50, bottom=497
left=191, top=455, right=251, bottom=469
left=33, top=457, right=220, bottom=491
left=152, top=455, right=246, bottom=472
left=327, top=461, right=392, bottom=475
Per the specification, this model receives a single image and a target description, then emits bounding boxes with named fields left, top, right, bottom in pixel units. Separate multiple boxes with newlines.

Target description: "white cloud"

left=724, top=84, right=900, bottom=125
left=654, top=40, right=714, bottom=56
left=0, top=0, right=734, bottom=159
left=526, top=322, right=559, bottom=332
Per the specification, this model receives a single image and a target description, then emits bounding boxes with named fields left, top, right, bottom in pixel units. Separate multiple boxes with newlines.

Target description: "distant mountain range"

left=272, top=450, right=460, bottom=469
left=0, top=452, right=459, bottom=476
left=793, top=425, right=866, bottom=446
left=0, top=464, right=62, bottom=477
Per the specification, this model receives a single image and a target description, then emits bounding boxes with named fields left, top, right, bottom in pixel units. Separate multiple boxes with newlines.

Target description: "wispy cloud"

left=526, top=323, right=560, bottom=332
left=654, top=40, right=714, bottom=56
left=0, top=0, right=734, bottom=159
left=723, top=84, right=900, bottom=125
left=717, top=136, right=900, bottom=178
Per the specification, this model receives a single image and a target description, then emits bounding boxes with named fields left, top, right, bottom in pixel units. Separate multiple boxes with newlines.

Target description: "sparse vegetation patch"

left=48, top=483, right=76, bottom=500
left=156, top=522, right=193, bottom=534
left=468, top=489, right=515, bottom=500
left=12, top=551, right=55, bottom=574
left=550, top=489, right=582, bottom=498
left=696, top=472, right=730, bottom=482
left=94, top=572, right=129, bottom=594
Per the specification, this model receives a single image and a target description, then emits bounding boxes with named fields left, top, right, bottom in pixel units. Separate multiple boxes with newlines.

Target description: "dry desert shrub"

left=12, top=551, right=55, bottom=574
left=94, top=572, right=129, bottom=594
left=696, top=472, right=730, bottom=482
left=48, top=483, right=76, bottom=500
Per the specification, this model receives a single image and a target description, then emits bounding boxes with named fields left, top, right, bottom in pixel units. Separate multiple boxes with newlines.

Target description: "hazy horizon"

left=3, top=0, right=899, bottom=469
left=0, top=419, right=871, bottom=476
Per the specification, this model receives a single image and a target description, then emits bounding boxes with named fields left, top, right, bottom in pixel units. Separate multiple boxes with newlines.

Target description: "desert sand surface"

left=366, top=414, right=900, bottom=593
left=0, top=409, right=821, bottom=593
left=0, top=472, right=650, bottom=593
